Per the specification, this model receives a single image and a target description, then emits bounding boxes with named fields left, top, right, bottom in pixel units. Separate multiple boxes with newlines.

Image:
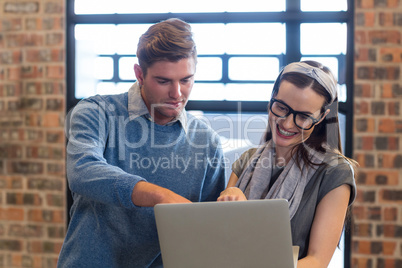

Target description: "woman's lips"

left=276, top=124, right=298, bottom=139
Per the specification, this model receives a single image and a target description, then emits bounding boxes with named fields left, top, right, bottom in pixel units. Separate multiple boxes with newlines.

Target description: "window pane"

left=94, top=57, right=113, bottom=80
left=192, top=23, right=285, bottom=55
left=225, top=23, right=286, bottom=54
left=301, top=0, right=347, bottom=11
left=225, top=84, right=273, bottom=101
left=96, top=82, right=116, bottom=96
left=116, top=82, right=135, bottom=94
left=195, top=58, right=222, bottom=81
left=75, top=39, right=98, bottom=99
left=115, top=24, right=153, bottom=54
left=190, top=83, right=226, bottom=101
left=300, top=23, right=347, bottom=55
left=119, top=57, right=137, bottom=80
left=75, top=24, right=118, bottom=54
left=75, top=0, right=285, bottom=14
left=191, top=24, right=226, bottom=54
left=338, top=84, right=347, bottom=103
left=229, top=57, right=279, bottom=81
left=95, top=82, right=129, bottom=96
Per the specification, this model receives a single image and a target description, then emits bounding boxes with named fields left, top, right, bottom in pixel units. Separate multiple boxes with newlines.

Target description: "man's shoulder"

left=76, top=93, right=129, bottom=113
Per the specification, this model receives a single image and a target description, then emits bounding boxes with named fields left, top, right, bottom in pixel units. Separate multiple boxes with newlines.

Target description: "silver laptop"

left=154, top=199, right=297, bottom=268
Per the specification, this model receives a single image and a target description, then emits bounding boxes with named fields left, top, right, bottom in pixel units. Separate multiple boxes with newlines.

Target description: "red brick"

left=380, top=48, right=402, bottom=63
left=364, top=12, right=376, bottom=27
left=351, top=257, right=372, bottom=268
left=368, top=30, right=401, bottom=45
left=46, top=65, right=64, bottom=79
left=388, top=0, right=399, bottom=8
left=379, top=189, right=402, bottom=203
left=355, top=31, right=368, bottom=45
left=381, top=83, right=394, bottom=98
left=379, top=12, right=395, bottom=27
left=378, top=153, right=401, bottom=168
left=361, top=136, right=375, bottom=150
left=355, top=100, right=370, bottom=115
left=383, top=242, right=396, bottom=255
left=355, top=240, right=371, bottom=254
left=21, top=66, right=44, bottom=79
left=383, top=207, right=398, bottom=221
left=387, top=102, right=400, bottom=115
left=359, top=0, right=374, bottom=8
left=387, top=137, right=399, bottom=150
left=354, top=223, right=372, bottom=237
left=379, top=118, right=396, bottom=133
left=7, top=67, right=21, bottom=80
left=42, top=113, right=61, bottom=127
left=0, top=175, right=23, bottom=189
left=361, top=169, right=399, bottom=185
left=0, top=208, right=24, bottom=221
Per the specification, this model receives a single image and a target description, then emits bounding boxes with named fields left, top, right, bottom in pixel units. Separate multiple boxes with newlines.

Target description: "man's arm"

left=131, top=181, right=191, bottom=207
left=67, top=99, right=189, bottom=208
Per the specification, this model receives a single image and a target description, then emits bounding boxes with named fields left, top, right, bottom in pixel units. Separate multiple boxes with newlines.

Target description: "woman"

left=218, top=61, right=357, bottom=268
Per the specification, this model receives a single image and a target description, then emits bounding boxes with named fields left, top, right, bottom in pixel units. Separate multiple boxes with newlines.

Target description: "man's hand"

left=131, top=181, right=191, bottom=207
left=217, top=187, right=247, bottom=201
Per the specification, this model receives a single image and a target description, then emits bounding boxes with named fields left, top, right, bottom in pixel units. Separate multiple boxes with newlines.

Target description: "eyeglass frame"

left=268, top=98, right=324, bottom=130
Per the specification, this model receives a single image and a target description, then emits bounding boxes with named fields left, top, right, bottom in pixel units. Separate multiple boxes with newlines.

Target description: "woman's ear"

left=318, top=108, right=331, bottom=124
left=134, top=64, right=144, bottom=86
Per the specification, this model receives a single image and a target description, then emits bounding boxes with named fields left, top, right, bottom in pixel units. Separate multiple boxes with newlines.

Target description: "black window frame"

left=66, top=1, right=354, bottom=267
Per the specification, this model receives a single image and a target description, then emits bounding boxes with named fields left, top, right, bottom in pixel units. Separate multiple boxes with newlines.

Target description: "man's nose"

left=169, top=82, right=182, bottom=99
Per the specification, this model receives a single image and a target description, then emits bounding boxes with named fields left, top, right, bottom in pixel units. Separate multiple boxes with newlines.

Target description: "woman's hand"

left=217, top=187, right=247, bottom=201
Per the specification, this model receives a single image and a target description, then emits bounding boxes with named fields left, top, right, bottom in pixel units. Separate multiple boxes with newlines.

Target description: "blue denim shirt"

left=57, top=84, right=226, bottom=267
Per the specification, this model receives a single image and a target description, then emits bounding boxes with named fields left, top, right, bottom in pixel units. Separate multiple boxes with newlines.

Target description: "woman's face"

left=269, top=80, right=328, bottom=155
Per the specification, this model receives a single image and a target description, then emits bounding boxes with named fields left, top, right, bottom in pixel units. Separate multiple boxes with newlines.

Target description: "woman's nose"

left=281, top=113, right=296, bottom=129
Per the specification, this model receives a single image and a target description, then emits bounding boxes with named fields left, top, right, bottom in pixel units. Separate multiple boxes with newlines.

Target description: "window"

left=67, top=1, right=354, bottom=267
left=67, top=0, right=354, bottom=114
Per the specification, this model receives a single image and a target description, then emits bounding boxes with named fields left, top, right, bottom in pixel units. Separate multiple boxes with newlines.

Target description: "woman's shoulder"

left=321, top=153, right=355, bottom=175
left=316, top=153, right=357, bottom=205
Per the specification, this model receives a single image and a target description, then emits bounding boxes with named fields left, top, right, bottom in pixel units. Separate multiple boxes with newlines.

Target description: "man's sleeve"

left=200, top=136, right=227, bottom=201
left=66, top=99, right=145, bottom=209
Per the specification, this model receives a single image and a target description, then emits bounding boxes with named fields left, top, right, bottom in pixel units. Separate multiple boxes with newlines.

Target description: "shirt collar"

left=128, top=82, right=188, bottom=132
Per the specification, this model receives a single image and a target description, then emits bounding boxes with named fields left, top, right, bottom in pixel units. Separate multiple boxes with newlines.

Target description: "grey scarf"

left=236, top=140, right=324, bottom=219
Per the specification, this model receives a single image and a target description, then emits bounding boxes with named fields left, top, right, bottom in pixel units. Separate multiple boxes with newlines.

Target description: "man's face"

left=134, top=58, right=196, bottom=125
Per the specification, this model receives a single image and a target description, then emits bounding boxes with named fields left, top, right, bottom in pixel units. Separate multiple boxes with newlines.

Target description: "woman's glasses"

left=269, top=98, right=323, bottom=130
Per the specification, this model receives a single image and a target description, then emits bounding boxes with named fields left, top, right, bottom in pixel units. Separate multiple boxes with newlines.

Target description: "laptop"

left=154, top=199, right=298, bottom=268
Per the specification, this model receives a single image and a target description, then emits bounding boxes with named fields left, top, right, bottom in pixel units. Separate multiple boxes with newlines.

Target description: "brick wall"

left=353, top=0, right=402, bottom=267
left=0, top=0, right=66, bottom=267
left=0, top=0, right=401, bottom=268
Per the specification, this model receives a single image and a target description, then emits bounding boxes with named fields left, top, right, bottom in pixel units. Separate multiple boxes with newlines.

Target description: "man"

left=58, top=18, right=226, bottom=267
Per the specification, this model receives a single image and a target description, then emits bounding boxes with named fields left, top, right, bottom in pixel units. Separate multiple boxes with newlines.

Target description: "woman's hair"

left=268, top=60, right=357, bottom=170
left=136, top=18, right=197, bottom=76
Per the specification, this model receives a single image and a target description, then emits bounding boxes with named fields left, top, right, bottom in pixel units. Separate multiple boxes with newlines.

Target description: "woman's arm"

left=217, top=172, right=247, bottom=201
left=297, top=184, right=351, bottom=268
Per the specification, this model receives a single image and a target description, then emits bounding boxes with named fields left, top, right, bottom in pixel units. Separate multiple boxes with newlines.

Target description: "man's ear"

left=134, top=64, right=144, bottom=86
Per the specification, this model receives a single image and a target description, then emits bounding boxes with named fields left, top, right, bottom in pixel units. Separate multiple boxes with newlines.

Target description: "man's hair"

left=136, top=18, right=197, bottom=76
